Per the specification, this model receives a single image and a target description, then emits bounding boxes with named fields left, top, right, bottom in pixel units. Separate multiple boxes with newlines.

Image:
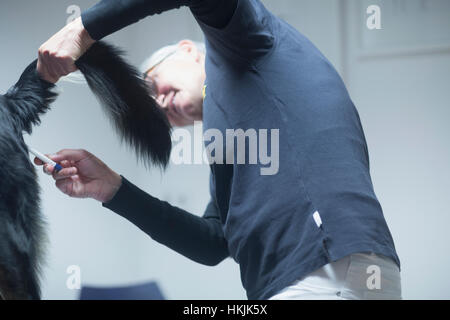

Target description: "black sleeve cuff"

left=102, top=175, right=133, bottom=211
left=101, top=175, right=162, bottom=225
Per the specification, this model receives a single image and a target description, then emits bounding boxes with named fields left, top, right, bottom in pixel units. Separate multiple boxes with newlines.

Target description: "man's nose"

left=156, top=94, right=166, bottom=108
left=144, top=73, right=160, bottom=96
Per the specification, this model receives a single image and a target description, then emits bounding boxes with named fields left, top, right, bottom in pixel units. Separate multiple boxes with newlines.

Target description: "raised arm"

left=37, top=0, right=237, bottom=83
left=82, top=0, right=238, bottom=40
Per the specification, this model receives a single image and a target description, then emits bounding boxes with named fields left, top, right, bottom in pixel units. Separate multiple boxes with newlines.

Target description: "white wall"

left=344, top=0, right=450, bottom=299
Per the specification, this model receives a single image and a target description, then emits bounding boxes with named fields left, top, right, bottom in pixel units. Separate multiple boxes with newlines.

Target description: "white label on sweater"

left=313, top=211, right=322, bottom=228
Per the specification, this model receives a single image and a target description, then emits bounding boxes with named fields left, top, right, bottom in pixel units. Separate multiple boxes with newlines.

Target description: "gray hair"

left=140, top=41, right=206, bottom=75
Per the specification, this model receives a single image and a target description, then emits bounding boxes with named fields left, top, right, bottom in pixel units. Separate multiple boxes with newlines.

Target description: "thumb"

left=49, top=149, right=90, bottom=163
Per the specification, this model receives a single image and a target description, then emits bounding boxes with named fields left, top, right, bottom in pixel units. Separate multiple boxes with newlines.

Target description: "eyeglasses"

left=142, top=49, right=179, bottom=80
left=143, top=50, right=179, bottom=99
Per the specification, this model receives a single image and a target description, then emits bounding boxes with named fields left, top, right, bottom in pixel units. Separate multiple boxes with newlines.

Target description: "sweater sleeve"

left=102, top=175, right=229, bottom=266
left=81, top=0, right=238, bottom=40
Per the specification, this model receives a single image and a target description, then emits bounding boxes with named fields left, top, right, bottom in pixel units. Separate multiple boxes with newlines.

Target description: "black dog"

left=0, top=42, right=171, bottom=299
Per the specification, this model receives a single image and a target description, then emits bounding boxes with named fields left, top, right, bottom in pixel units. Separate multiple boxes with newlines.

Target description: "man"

left=35, top=0, right=401, bottom=299
left=142, top=40, right=207, bottom=127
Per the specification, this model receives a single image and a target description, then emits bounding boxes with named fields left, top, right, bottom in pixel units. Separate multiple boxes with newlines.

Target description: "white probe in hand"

left=28, top=147, right=63, bottom=172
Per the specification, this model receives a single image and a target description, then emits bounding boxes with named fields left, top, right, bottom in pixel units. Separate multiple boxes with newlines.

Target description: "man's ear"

left=177, top=40, right=200, bottom=62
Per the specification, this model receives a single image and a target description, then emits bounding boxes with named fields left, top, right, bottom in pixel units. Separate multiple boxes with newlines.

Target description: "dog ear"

left=75, top=41, right=172, bottom=169
left=3, top=60, right=58, bottom=134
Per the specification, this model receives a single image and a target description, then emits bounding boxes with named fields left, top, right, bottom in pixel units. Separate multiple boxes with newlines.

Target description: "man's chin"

left=180, top=103, right=202, bottom=120
left=171, top=120, right=194, bottom=127
left=168, top=113, right=195, bottom=127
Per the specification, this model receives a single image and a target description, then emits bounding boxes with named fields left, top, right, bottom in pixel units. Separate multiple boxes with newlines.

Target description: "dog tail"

left=3, top=61, right=58, bottom=135
left=75, top=42, right=172, bottom=168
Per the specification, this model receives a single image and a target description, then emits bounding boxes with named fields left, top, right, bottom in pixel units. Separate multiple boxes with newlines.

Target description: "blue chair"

left=79, top=281, right=166, bottom=300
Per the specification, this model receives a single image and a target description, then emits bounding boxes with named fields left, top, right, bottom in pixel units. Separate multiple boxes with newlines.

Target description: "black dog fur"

left=0, top=41, right=172, bottom=299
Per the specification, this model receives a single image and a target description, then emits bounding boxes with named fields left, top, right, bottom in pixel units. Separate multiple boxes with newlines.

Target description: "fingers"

left=37, top=17, right=92, bottom=83
left=37, top=149, right=90, bottom=166
left=55, top=174, right=81, bottom=197
left=33, top=149, right=90, bottom=176
left=33, top=156, right=44, bottom=165
left=37, top=52, right=58, bottom=83
left=53, top=166, right=78, bottom=181
left=54, top=149, right=91, bottom=162
left=42, top=162, right=77, bottom=180
left=37, top=48, right=76, bottom=83
left=33, top=153, right=70, bottom=167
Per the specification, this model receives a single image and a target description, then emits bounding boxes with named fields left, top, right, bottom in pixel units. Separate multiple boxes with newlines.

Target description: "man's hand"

left=33, top=149, right=122, bottom=203
left=37, top=17, right=95, bottom=83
